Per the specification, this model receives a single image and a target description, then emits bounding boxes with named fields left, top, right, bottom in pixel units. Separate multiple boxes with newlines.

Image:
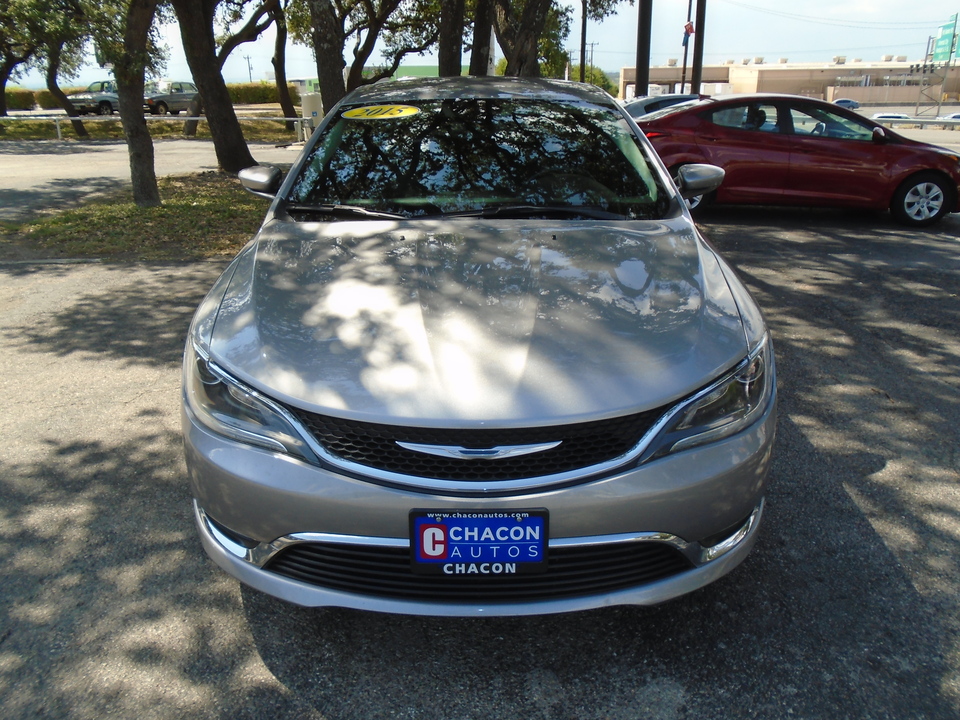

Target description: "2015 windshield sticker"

left=343, top=105, right=420, bottom=120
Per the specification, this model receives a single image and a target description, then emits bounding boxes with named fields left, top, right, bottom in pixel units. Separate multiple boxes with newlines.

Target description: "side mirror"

left=676, top=163, right=725, bottom=199
left=239, top=166, right=283, bottom=199
left=872, top=126, right=887, bottom=143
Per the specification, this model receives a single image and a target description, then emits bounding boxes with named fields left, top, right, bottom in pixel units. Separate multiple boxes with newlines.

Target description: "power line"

left=592, top=41, right=928, bottom=56
left=717, top=0, right=944, bottom=30
left=589, top=41, right=929, bottom=63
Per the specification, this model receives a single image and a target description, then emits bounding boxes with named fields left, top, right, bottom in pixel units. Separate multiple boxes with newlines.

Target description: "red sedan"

left=635, top=94, right=960, bottom=226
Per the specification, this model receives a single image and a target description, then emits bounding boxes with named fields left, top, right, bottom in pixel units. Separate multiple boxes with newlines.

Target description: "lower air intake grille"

left=263, top=540, right=694, bottom=603
left=285, top=409, right=665, bottom=481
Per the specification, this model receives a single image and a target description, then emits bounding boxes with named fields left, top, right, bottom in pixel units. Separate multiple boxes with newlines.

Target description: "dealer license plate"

left=410, top=509, right=549, bottom=576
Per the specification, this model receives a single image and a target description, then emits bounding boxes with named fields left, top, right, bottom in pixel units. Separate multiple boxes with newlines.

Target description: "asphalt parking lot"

left=1, top=139, right=959, bottom=719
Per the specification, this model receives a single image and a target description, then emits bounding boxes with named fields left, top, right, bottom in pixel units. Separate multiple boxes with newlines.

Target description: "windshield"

left=288, top=98, right=670, bottom=220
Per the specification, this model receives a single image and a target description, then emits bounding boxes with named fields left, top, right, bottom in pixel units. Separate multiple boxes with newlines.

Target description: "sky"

left=13, top=0, right=960, bottom=89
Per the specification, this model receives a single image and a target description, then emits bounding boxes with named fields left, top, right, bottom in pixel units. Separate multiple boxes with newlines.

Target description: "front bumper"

left=194, top=498, right=765, bottom=617
left=183, top=389, right=777, bottom=616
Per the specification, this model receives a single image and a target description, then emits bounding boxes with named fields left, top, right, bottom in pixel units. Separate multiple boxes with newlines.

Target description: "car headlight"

left=183, top=341, right=316, bottom=462
left=648, top=334, right=774, bottom=459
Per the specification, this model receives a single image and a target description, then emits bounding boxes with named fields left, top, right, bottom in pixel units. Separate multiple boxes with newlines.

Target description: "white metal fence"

left=0, top=114, right=313, bottom=141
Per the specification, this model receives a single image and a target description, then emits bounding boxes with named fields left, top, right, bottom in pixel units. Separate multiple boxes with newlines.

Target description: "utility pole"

left=680, top=0, right=694, bottom=93
left=588, top=42, right=598, bottom=74
left=634, top=0, right=653, bottom=98
left=690, top=0, right=707, bottom=94
left=580, top=0, right=588, bottom=83
left=244, top=55, right=253, bottom=83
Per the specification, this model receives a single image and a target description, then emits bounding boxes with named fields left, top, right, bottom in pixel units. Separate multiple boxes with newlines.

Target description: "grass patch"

left=0, top=172, right=270, bottom=262
left=0, top=117, right=300, bottom=143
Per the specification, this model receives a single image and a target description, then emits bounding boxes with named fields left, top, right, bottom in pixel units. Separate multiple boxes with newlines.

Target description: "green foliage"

left=83, top=0, right=167, bottom=78
left=287, top=0, right=443, bottom=89
left=585, top=0, right=629, bottom=22
left=539, top=2, right=573, bottom=79
left=0, top=116, right=299, bottom=142
left=0, top=0, right=45, bottom=84
left=502, top=57, right=615, bottom=96
left=566, top=64, right=616, bottom=94
left=26, top=0, right=91, bottom=83
left=5, top=88, right=36, bottom=110
left=1, top=172, right=266, bottom=261
left=35, top=87, right=84, bottom=109
left=227, top=82, right=301, bottom=105
left=378, top=0, right=442, bottom=75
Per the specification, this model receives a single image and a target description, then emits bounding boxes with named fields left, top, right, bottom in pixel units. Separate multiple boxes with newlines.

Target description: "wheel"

left=671, top=165, right=715, bottom=214
left=156, top=102, right=169, bottom=115
left=98, top=101, right=114, bottom=115
left=890, top=172, right=954, bottom=226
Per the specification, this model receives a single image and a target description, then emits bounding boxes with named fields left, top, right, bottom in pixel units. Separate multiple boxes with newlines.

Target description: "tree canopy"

left=0, top=0, right=627, bottom=208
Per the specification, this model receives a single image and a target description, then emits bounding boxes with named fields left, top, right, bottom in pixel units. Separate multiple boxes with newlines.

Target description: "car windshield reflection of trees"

left=288, top=100, right=669, bottom=220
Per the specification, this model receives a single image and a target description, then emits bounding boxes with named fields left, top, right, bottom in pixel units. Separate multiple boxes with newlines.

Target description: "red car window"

left=789, top=106, right=873, bottom=141
left=708, top=103, right=781, bottom=133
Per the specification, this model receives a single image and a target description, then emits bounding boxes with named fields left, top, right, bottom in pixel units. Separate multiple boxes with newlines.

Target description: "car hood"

left=207, top=218, right=748, bottom=424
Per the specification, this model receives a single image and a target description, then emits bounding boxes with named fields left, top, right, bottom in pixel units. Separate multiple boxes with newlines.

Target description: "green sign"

left=932, top=14, right=957, bottom=62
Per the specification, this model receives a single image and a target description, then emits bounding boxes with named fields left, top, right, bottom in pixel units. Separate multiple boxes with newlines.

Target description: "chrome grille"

left=285, top=409, right=665, bottom=481
left=263, top=540, right=693, bottom=602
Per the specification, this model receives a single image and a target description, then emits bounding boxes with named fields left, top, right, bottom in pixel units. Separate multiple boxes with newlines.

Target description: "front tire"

left=891, top=172, right=954, bottom=226
left=97, top=101, right=114, bottom=116
left=155, top=102, right=169, bottom=115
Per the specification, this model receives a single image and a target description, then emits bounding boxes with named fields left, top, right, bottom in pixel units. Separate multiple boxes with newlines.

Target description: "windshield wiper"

left=284, top=203, right=407, bottom=220
left=440, top=205, right=626, bottom=220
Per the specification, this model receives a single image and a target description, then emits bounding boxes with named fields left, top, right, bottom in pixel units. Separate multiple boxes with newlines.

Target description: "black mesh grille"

left=285, top=408, right=665, bottom=481
left=263, top=541, right=693, bottom=603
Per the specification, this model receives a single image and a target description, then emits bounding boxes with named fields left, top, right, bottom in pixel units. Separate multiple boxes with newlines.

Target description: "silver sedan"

left=182, top=77, right=777, bottom=616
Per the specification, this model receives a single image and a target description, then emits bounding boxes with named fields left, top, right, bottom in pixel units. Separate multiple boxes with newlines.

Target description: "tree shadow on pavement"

left=242, top=355, right=956, bottom=720
left=4, top=262, right=227, bottom=368
left=0, top=140, right=127, bottom=156
left=0, top=177, right=131, bottom=223
left=0, top=429, right=325, bottom=720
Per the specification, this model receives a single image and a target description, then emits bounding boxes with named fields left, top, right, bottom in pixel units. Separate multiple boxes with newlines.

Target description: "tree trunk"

left=493, top=0, right=552, bottom=77
left=0, top=62, right=13, bottom=132
left=0, top=62, right=14, bottom=117
left=438, top=0, right=465, bottom=77
left=270, top=2, right=297, bottom=130
left=307, top=0, right=346, bottom=114
left=183, top=95, right=203, bottom=137
left=171, top=0, right=256, bottom=173
left=115, top=0, right=161, bottom=208
left=468, top=0, right=494, bottom=76
left=579, top=0, right=587, bottom=82
left=44, top=44, right=87, bottom=139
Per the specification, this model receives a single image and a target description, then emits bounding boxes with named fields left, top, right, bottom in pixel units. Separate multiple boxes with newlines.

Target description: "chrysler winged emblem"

left=396, top=440, right=561, bottom=460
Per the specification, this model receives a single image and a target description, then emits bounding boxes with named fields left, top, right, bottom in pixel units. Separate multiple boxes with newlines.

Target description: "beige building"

left=619, top=57, right=960, bottom=108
